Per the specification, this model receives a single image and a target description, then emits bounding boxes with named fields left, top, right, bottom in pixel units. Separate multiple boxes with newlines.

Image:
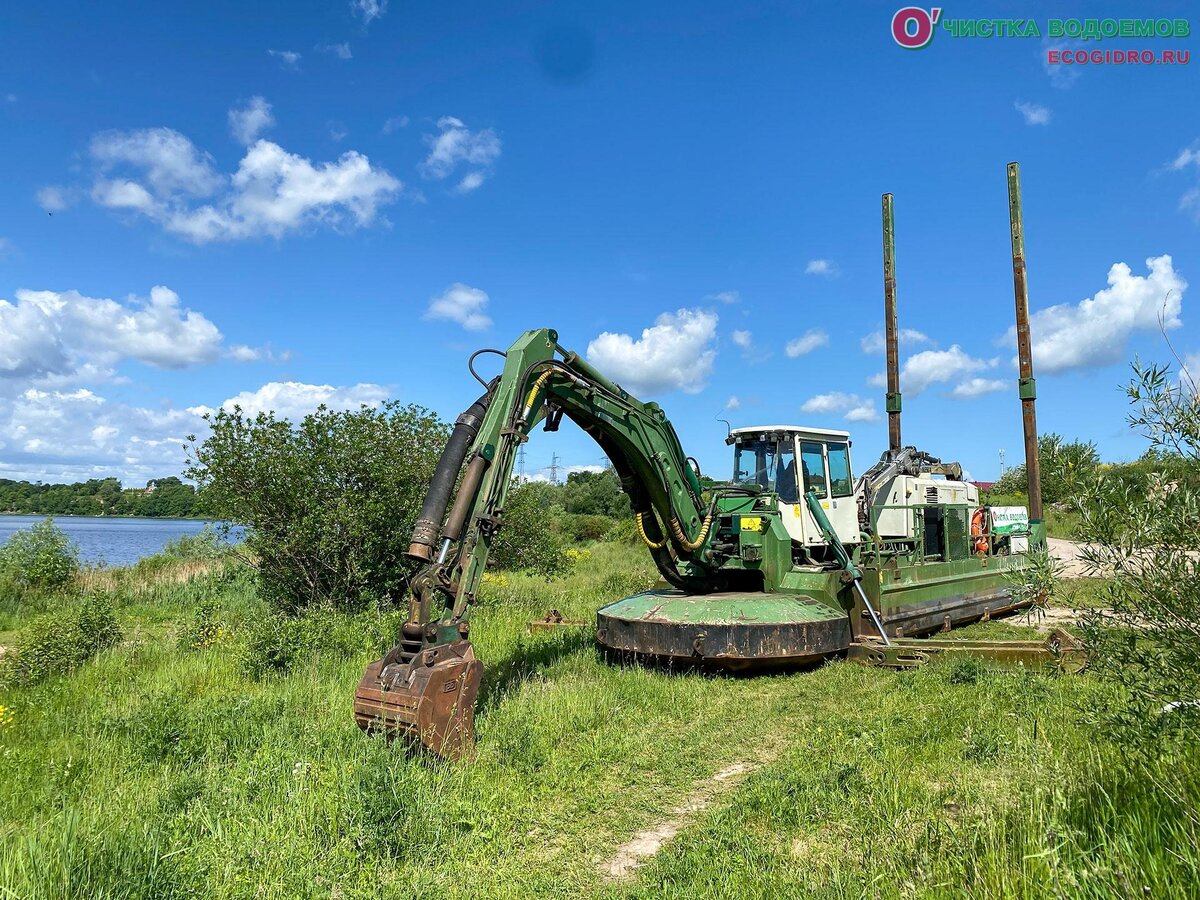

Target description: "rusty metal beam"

left=1006, top=163, right=1043, bottom=524
left=848, top=628, right=1086, bottom=674
left=882, top=193, right=902, bottom=452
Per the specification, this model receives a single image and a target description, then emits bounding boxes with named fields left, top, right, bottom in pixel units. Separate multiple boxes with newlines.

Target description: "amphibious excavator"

left=354, top=163, right=1074, bottom=758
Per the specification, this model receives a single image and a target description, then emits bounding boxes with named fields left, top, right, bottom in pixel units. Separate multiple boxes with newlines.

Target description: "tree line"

left=0, top=476, right=199, bottom=518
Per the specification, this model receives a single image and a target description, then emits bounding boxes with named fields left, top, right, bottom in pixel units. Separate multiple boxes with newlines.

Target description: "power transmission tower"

left=517, top=446, right=526, bottom=482
left=549, top=452, right=560, bottom=485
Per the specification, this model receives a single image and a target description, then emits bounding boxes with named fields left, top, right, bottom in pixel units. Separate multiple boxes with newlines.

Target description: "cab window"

left=734, top=440, right=778, bottom=491
left=827, top=442, right=853, bottom=497
left=800, top=441, right=826, bottom=498
left=774, top=444, right=798, bottom=503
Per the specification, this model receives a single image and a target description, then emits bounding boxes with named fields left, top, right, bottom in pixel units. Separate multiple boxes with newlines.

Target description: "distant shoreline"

left=0, top=512, right=211, bottom=522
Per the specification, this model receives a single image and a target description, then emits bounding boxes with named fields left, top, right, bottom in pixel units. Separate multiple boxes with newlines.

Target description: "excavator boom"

left=353, top=328, right=718, bottom=756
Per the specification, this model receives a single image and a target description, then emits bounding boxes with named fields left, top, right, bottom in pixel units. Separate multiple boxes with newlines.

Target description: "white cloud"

left=1180, top=353, right=1200, bottom=395
left=317, top=42, right=352, bottom=59
left=860, top=328, right=932, bottom=354
left=1172, top=146, right=1200, bottom=171
left=725, top=395, right=741, bottom=410
left=382, top=115, right=410, bottom=134
left=420, top=116, right=501, bottom=191
left=1170, top=142, right=1200, bottom=221
left=228, top=96, right=275, bottom=145
left=209, top=381, right=389, bottom=420
left=87, top=127, right=401, bottom=243
left=845, top=401, right=878, bottom=422
left=730, top=329, right=770, bottom=364
left=801, top=392, right=856, bottom=414
left=805, top=259, right=838, bottom=277
left=0, top=285, right=225, bottom=382
left=952, top=377, right=1009, bottom=399
left=1009, top=255, right=1186, bottom=374
left=706, top=290, right=740, bottom=304
left=455, top=171, right=485, bottom=194
left=91, top=128, right=222, bottom=198
left=36, top=185, right=73, bottom=213
left=0, top=379, right=389, bottom=484
left=226, top=344, right=289, bottom=364
left=1043, top=39, right=1083, bottom=89
left=268, top=49, right=301, bottom=70
left=1014, top=100, right=1051, bottom=126
left=900, top=345, right=994, bottom=394
left=785, top=329, right=829, bottom=357
left=227, top=345, right=261, bottom=362
left=586, top=308, right=718, bottom=395
left=424, top=283, right=492, bottom=331
left=351, top=0, right=388, bottom=24
left=0, top=386, right=203, bottom=483
left=801, top=392, right=878, bottom=422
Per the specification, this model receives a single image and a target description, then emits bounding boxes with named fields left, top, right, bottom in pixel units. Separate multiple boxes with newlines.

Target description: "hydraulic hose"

left=669, top=510, right=715, bottom=552
left=407, top=387, right=494, bottom=561
left=636, top=511, right=667, bottom=550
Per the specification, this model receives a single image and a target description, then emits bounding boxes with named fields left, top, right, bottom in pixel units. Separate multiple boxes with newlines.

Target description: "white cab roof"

left=730, top=425, right=850, bottom=441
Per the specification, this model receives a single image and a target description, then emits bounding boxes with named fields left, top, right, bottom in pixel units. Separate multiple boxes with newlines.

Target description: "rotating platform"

left=596, top=589, right=852, bottom=670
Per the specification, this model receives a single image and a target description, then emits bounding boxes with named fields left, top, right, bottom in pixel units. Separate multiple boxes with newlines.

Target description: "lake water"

left=0, top=515, right=241, bottom=567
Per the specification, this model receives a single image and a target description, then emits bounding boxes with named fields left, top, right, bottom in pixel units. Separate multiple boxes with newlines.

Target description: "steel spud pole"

left=1006, top=162, right=1043, bottom=525
left=883, top=193, right=902, bottom=452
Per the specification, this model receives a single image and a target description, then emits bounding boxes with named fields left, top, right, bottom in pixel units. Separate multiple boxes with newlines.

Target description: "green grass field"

left=1, top=544, right=1196, bottom=899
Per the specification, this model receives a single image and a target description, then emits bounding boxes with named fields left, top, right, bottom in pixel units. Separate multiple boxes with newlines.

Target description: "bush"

left=239, top=605, right=404, bottom=679
left=604, top=517, right=641, bottom=546
left=1076, top=358, right=1200, bottom=751
left=557, top=513, right=619, bottom=543
left=558, top=468, right=631, bottom=518
left=993, top=433, right=1100, bottom=505
left=161, top=526, right=229, bottom=562
left=1, top=595, right=122, bottom=686
left=186, top=401, right=447, bottom=614
left=488, top=481, right=569, bottom=578
left=0, top=518, right=78, bottom=590
left=176, top=599, right=227, bottom=651
left=1005, top=543, right=1062, bottom=616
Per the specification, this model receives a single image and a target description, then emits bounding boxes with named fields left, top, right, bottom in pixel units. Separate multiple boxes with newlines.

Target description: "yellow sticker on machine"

left=740, top=516, right=764, bottom=532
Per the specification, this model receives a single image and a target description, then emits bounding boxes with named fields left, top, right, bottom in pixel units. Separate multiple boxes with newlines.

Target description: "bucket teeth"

left=353, top=639, right=483, bottom=760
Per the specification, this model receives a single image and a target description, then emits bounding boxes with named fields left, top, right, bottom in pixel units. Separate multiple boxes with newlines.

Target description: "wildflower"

left=0, top=704, right=13, bottom=731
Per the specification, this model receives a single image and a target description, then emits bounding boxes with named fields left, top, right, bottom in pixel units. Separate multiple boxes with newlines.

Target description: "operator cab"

left=728, top=426, right=860, bottom=548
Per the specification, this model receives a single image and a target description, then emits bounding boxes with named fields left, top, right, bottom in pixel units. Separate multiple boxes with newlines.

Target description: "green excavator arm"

left=353, top=328, right=722, bottom=757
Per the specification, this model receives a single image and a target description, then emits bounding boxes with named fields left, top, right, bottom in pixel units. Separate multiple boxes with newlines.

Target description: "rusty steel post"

left=882, top=193, right=902, bottom=452
left=1006, top=162, right=1043, bottom=524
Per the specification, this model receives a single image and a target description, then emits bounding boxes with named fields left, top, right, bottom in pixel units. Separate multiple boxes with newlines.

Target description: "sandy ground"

left=1046, top=537, right=1099, bottom=579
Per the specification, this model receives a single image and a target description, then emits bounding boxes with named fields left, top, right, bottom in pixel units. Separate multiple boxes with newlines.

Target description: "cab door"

left=772, top=438, right=808, bottom=543
left=800, top=440, right=860, bottom=546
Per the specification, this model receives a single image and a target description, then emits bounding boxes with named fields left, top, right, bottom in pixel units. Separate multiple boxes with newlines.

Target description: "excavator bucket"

left=353, top=640, right=483, bottom=759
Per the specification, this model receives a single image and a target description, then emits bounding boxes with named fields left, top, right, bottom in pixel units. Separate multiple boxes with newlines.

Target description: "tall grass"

left=0, top=543, right=1195, bottom=898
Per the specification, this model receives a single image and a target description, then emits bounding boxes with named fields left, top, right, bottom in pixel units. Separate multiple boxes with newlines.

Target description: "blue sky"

left=0, top=1, right=1197, bottom=486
